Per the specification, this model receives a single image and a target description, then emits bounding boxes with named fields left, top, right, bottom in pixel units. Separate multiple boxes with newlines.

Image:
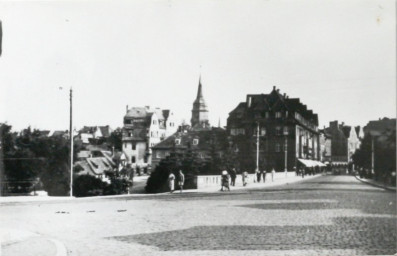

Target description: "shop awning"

left=298, top=159, right=327, bottom=167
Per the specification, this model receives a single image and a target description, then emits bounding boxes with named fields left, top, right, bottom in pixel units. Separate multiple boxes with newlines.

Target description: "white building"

left=122, top=106, right=178, bottom=171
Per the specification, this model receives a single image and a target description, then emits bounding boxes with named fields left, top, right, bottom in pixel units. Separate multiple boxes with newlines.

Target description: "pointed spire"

left=196, top=75, right=203, bottom=99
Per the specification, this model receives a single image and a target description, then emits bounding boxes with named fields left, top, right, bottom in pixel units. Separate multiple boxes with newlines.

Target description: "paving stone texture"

left=1, top=175, right=396, bottom=255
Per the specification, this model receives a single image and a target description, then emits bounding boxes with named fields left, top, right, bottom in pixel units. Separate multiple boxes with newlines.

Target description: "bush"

left=73, top=175, right=105, bottom=197
left=103, top=178, right=130, bottom=195
left=145, top=163, right=171, bottom=193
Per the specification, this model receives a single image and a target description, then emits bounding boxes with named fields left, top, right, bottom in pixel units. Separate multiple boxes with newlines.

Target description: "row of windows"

left=231, top=126, right=289, bottom=136
left=174, top=138, right=199, bottom=145
left=252, top=111, right=288, bottom=119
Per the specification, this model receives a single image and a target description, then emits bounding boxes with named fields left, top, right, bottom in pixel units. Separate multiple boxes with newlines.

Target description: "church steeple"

left=191, top=76, right=210, bottom=129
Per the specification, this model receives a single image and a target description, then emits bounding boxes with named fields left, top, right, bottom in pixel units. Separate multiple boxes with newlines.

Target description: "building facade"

left=324, top=121, right=360, bottom=165
left=319, top=129, right=332, bottom=163
left=227, top=86, right=321, bottom=172
left=122, top=106, right=178, bottom=170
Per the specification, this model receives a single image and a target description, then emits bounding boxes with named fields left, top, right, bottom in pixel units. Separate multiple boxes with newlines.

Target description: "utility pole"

left=69, top=88, right=73, bottom=197
left=371, top=136, right=374, bottom=175
left=284, top=135, right=288, bottom=175
left=256, top=122, right=260, bottom=174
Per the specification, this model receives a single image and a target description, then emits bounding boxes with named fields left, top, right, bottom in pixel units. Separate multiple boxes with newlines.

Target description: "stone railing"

left=196, top=171, right=296, bottom=189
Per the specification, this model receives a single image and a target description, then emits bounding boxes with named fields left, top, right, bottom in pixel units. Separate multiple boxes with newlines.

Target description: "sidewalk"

left=355, top=176, right=396, bottom=192
left=191, top=173, right=321, bottom=193
left=0, top=174, right=322, bottom=204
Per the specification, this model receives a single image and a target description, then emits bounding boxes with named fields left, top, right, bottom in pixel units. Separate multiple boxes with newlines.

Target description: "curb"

left=354, top=176, right=396, bottom=192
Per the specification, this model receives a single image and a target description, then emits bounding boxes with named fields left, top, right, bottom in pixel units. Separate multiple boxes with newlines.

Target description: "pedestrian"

left=256, top=169, right=261, bottom=183
left=271, top=168, right=275, bottom=182
left=230, top=168, right=237, bottom=186
left=262, top=169, right=267, bottom=183
left=242, top=171, right=248, bottom=186
left=168, top=171, right=175, bottom=193
left=221, top=170, right=230, bottom=191
left=302, top=167, right=305, bottom=178
left=178, top=170, right=185, bottom=193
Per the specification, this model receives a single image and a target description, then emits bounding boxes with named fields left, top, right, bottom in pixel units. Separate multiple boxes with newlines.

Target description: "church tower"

left=191, top=76, right=210, bottom=129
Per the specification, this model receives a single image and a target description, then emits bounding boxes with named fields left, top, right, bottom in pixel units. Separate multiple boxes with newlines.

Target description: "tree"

left=73, top=175, right=105, bottom=197
left=107, top=128, right=123, bottom=151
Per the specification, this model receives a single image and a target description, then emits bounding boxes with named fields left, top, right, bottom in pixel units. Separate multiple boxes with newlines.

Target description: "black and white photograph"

left=0, top=0, right=396, bottom=255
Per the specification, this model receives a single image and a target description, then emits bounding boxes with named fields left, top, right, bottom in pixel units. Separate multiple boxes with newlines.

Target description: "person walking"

left=221, top=170, right=230, bottom=191
left=242, top=171, right=248, bottom=186
left=256, top=169, right=261, bottom=183
left=168, top=172, right=175, bottom=193
left=230, top=168, right=237, bottom=186
left=271, top=168, right=275, bottom=182
left=262, top=169, right=267, bottom=183
left=178, top=170, right=185, bottom=193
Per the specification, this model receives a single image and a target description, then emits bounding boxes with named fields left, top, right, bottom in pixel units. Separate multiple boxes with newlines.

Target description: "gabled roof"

left=152, top=127, right=228, bottom=151
left=341, top=126, right=352, bottom=138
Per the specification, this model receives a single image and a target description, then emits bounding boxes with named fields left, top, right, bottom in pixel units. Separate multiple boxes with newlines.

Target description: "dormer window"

left=152, top=120, right=157, bottom=125
left=275, top=112, right=282, bottom=118
left=193, top=139, right=199, bottom=145
left=175, top=139, right=181, bottom=145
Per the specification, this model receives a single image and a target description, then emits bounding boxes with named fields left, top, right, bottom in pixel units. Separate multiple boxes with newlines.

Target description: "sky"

left=0, top=0, right=395, bottom=132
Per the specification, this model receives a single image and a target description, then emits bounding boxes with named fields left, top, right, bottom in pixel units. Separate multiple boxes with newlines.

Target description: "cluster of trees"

left=145, top=132, right=252, bottom=193
left=352, top=131, right=396, bottom=183
left=1, top=124, right=81, bottom=195
left=0, top=124, right=125, bottom=196
left=73, top=172, right=130, bottom=197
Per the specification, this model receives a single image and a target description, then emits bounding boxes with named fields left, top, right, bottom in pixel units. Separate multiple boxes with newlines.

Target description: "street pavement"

left=1, top=174, right=396, bottom=256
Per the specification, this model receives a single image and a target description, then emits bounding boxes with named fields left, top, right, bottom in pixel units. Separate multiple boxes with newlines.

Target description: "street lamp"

left=283, top=127, right=288, bottom=176
left=69, top=88, right=73, bottom=197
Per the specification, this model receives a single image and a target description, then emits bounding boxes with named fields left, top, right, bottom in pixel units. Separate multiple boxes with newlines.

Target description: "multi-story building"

left=191, top=77, right=210, bottom=130
left=122, top=106, right=178, bottom=170
left=227, top=86, right=322, bottom=172
left=324, top=121, right=360, bottom=166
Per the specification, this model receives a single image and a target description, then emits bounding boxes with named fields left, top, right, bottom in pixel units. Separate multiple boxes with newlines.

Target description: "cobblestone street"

left=1, top=175, right=396, bottom=255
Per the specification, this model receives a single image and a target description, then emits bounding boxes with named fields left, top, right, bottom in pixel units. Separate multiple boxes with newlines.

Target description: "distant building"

left=152, top=77, right=222, bottom=169
left=151, top=127, right=228, bottom=168
left=191, top=77, right=210, bottom=130
left=324, top=121, right=360, bottom=166
left=227, top=86, right=322, bottom=172
left=74, top=150, right=117, bottom=183
left=319, top=129, right=332, bottom=163
left=122, top=106, right=178, bottom=170
left=77, top=125, right=112, bottom=144
left=363, top=117, right=396, bottom=137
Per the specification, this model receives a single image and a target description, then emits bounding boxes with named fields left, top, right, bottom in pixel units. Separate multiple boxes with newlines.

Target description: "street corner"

left=1, top=229, right=67, bottom=256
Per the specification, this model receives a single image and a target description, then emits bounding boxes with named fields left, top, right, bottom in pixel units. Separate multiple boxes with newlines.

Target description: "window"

left=275, top=143, right=281, bottom=152
left=276, top=112, right=282, bottom=118
left=260, top=127, right=266, bottom=136
left=131, top=156, right=136, bottom=163
left=156, top=151, right=162, bottom=158
left=151, top=131, right=154, bottom=137
left=128, top=131, right=133, bottom=137
left=151, top=143, right=155, bottom=147
left=193, top=139, right=199, bottom=145
left=276, top=126, right=282, bottom=135
left=152, top=120, right=157, bottom=125
left=231, top=128, right=245, bottom=136
left=265, top=112, right=269, bottom=119
left=283, top=126, right=289, bottom=135
left=132, top=144, right=136, bottom=150
left=175, top=139, right=181, bottom=145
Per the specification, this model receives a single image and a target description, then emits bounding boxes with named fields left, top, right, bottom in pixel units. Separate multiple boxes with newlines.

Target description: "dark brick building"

left=227, top=86, right=322, bottom=172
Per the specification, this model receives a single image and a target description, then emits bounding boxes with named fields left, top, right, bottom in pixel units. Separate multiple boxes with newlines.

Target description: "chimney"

left=276, top=89, right=280, bottom=93
left=283, top=93, right=286, bottom=98
left=273, top=86, right=276, bottom=91
left=126, top=105, right=129, bottom=114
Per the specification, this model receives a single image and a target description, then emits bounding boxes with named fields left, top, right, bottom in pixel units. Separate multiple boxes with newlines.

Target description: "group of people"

left=220, top=167, right=276, bottom=191
left=168, top=170, right=185, bottom=193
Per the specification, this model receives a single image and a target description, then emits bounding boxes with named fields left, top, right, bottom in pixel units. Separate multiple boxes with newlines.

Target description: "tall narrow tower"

left=191, top=76, right=210, bottom=129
